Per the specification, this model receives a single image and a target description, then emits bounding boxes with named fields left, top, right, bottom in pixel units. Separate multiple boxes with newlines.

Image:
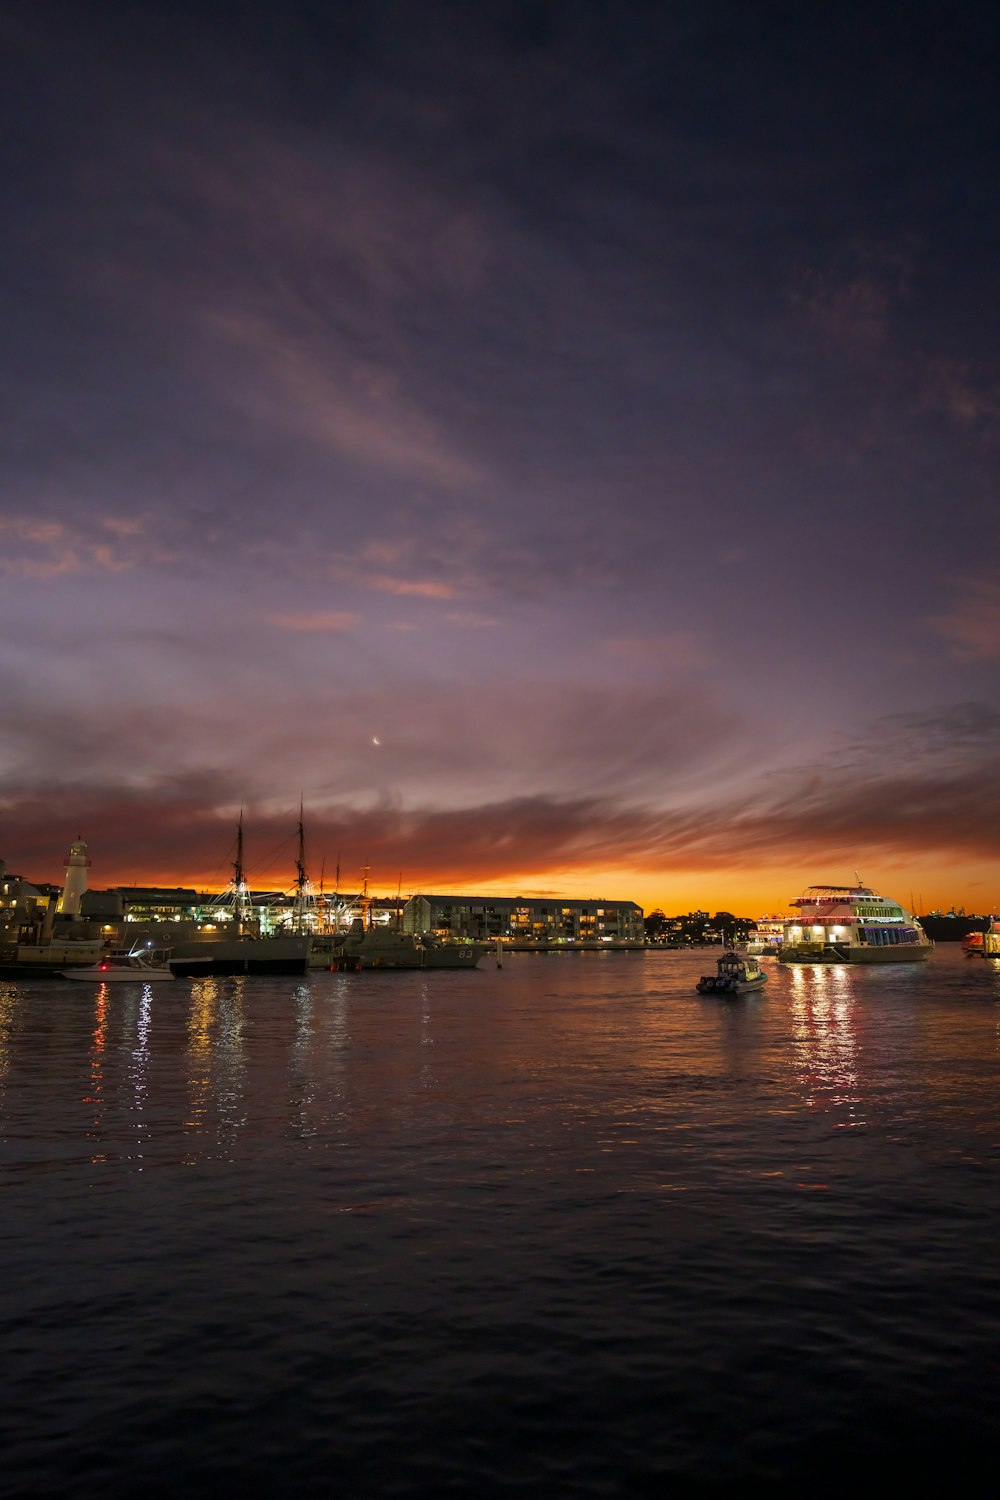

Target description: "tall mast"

left=293, top=798, right=313, bottom=934
left=327, top=850, right=346, bottom=933
left=231, top=808, right=253, bottom=928
left=295, top=799, right=307, bottom=897
left=233, top=809, right=245, bottom=886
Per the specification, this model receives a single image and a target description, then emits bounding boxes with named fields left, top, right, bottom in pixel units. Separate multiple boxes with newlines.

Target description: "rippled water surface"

left=3, top=947, right=999, bottom=1496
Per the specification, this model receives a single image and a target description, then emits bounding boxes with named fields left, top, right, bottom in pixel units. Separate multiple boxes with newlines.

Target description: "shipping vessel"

left=0, top=938, right=105, bottom=979
left=168, top=810, right=315, bottom=976
left=318, top=919, right=485, bottom=971
left=779, top=883, right=933, bottom=964
left=746, top=916, right=784, bottom=955
left=168, top=933, right=313, bottom=977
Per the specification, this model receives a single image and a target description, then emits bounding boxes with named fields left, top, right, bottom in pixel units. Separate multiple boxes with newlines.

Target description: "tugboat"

left=696, top=950, right=767, bottom=996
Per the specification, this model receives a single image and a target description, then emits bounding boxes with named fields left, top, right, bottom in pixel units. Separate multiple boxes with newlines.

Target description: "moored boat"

left=321, top=919, right=485, bottom=971
left=696, top=950, right=767, bottom=995
left=746, top=916, right=784, bottom=956
left=61, top=949, right=175, bottom=982
left=168, top=934, right=312, bottom=977
left=779, top=883, right=933, bottom=964
left=0, top=938, right=105, bottom=979
left=168, top=810, right=315, bottom=976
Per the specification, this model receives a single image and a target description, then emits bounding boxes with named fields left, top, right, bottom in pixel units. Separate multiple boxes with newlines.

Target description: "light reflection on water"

left=290, top=982, right=316, bottom=1138
left=0, top=982, right=16, bottom=1091
left=788, top=963, right=863, bottom=1125
left=184, top=977, right=216, bottom=1142
left=182, top=978, right=249, bottom=1156
left=126, top=988, right=152, bottom=1168
left=85, top=987, right=109, bottom=1160
left=1, top=946, right=999, bottom=1496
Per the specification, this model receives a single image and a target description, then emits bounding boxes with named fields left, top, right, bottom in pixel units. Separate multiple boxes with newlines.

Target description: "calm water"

left=2, top=946, right=999, bottom=1497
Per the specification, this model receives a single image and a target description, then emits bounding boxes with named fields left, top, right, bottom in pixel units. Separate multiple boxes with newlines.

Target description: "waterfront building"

left=0, top=860, right=47, bottom=943
left=402, top=894, right=644, bottom=945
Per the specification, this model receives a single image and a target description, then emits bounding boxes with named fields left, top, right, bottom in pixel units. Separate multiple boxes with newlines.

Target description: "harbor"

left=13, top=838, right=989, bottom=979
left=0, top=836, right=647, bottom=978
left=2, top=3, right=997, bottom=1495
left=3, top=944, right=999, bottom=1495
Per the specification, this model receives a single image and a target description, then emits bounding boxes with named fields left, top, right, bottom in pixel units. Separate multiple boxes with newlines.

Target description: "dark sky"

left=1, top=0, right=998, bottom=911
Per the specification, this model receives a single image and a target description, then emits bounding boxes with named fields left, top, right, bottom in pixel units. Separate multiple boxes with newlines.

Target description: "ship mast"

left=219, top=808, right=254, bottom=930
left=326, top=850, right=349, bottom=933
left=292, top=799, right=314, bottom=934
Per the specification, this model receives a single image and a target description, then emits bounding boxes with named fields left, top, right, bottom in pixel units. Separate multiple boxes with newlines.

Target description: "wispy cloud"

left=367, top=575, right=461, bottom=599
left=266, top=610, right=358, bottom=633
left=931, top=577, right=1000, bottom=660
left=444, top=611, right=498, bottom=628
left=207, top=309, right=483, bottom=491
left=0, top=516, right=162, bottom=578
left=792, top=268, right=891, bottom=357
left=605, top=632, right=708, bottom=670
left=919, top=359, right=1000, bottom=427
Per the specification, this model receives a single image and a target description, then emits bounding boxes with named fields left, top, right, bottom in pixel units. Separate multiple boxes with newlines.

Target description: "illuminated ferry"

left=746, top=916, right=785, bottom=955
left=779, top=882, right=933, bottom=964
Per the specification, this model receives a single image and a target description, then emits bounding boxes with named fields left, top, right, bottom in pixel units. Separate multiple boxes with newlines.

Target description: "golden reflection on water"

left=0, top=983, right=16, bottom=1093
left=788, top=964, right=865, bottom=1126
left=85, top=986, right=110, bottom=1159
left=185, top=978, right=216, bottom=1134
left=216, top=980, right=247, bottom=1141
left=184, top=978, right=248, bottom=1154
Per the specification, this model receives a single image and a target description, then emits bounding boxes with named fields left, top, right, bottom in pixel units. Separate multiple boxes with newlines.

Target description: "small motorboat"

left=60, top=949, right=175, bottom=982
left=696, top=950, right=767, bottom=996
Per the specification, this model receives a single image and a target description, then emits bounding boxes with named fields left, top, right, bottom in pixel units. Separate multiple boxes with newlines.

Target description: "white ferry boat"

left=746, top=916, right=785, bottom=955
left=779, top=883, right=933, bottom=964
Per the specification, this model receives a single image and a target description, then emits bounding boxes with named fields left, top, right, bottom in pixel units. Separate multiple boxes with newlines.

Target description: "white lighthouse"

left=56, top=835, right=91, bottom=916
